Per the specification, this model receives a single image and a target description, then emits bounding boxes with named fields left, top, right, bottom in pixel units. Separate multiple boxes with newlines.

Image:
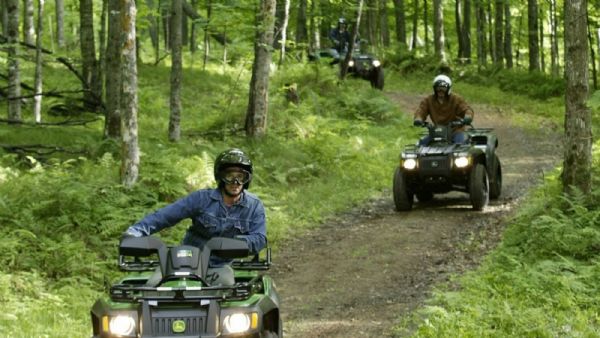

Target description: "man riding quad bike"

left=393, top=119, right=502, bottom=211
left=308, top=17, right=384, bottom=90
left=90, top=236, right=282, bottom=337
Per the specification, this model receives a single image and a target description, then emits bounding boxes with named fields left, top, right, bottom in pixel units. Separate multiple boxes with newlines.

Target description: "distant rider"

left=413, top=74, right=475, bottom=145
left=329, top=17, right=352, bottom=53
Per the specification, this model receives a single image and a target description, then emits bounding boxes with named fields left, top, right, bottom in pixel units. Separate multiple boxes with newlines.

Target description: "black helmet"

left=214, top=148, right=253, bottom=189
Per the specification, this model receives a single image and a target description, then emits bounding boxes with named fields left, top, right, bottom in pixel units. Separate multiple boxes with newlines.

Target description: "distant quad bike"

left=91, top=236, right=282, bottom=338
left=393, top=121, right=502, bottom=211
left=308, top=46, right=384, bottom=90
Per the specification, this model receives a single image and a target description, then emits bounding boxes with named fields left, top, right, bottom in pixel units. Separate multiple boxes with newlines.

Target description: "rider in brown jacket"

left=413, top=74, right=474, bottom=145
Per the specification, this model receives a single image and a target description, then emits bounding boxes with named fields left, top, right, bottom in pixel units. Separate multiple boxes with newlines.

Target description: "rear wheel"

left=469, top=163, right=489, bottom=211
left=393, top=167, right=414, bottom=211
left=489, top=155, right=502, bottom=199
left=370, top=67, right=384, bottom=90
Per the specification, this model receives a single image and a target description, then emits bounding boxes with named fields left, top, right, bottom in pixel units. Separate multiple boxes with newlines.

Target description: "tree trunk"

left=245, top=0, right=276, bottom=138
left=6, top=0, right=20, bottom=121
left=424, top=0, right=429, bottom=52
left=296, top=0, right=307, bottom=47
left=527, top=0, right=539, bottom=71
left=367, top=0, right=377, bottom=47
left=493, top=0, right=503, bottom=66
left=341, top=0, right=364, bottom=79
left=80, top=0, right=101, bottom=111
left=98, top=0, right=107, bottom=100
left=279, top=0, right=290, bottom=66
left=550, top=0, right=559, bottom=76
left=22, top=0, right=34, bottom=44
left=393, top=0, right=406, bottom=45
left=475, top=0, right=487, bottom=66
left=33, top=0, right=43, bottom=123
left=120, top=0, right=140, bottom=188
left=380, top=0, right=390, bottom=46
left=462, top=0, right=472, bottom=62
left=203, top=0, right=211, bottom=70
left=168, top=0, right=183, bottom=141
left=55, top=0, right=64, bottom=47
left=455, top=0, right=464, bottom=60
left=145, top=0, right=159, bottom=61
left=1, top=0, right=8, bottom=35
left=587, top=15, right=597, bottom=90
left=309, top=0, right=320, bottom=51
left=411, top=0, right=418, bottom=50
left=539, top=6, right=545, bottom=72
left=433, top=0, right=445, bottom=62
left=562, top=0, right=592, bottom=196
left=487, top=0, right=493, bottom=62
left=503, top=0, right=512, bottom=68
left=104, top=0, right=122, bottom=138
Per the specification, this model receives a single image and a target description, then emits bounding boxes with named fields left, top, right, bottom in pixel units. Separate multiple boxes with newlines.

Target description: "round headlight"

left=372, top=60, right=381, bottom=67
left=109, top=315, right=136, bottom=336
left=348, top=60, right=355, bottom=67
left=224, top=313, right=251, bottom=334
left=403, top=158, right=417, bottom=170
left=454, top=156, right=469, bottom=168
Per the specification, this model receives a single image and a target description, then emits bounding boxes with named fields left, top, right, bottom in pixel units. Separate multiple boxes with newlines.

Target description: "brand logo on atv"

left=172, top=319, right=186, bottom=333
left=431, top=161, right=439, bottom=168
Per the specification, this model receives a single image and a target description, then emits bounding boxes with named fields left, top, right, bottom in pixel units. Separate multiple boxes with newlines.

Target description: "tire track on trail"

left=271, top=91, right=562, bottom=337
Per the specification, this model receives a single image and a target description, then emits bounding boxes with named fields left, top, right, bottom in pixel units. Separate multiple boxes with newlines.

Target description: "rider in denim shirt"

left=124, top=148, right=266, bottom=268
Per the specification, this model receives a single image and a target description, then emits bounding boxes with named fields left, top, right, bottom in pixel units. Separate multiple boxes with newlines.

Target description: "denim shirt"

left=126, top=189, right=267, bottom=263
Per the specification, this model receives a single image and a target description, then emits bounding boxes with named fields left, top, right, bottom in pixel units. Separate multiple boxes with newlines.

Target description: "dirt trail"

left=270, top=91, right=562, bottom=337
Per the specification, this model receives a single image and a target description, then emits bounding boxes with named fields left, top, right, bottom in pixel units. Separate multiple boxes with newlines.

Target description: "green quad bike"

left=393, top=121, right=502, bottom=211
left=308, top=45, right=384, bottom=90
left=90, top=236, right=282, bottom=338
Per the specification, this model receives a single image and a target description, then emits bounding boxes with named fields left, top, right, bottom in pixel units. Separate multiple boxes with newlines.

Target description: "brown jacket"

left=414, top=93, right=474, bottom=131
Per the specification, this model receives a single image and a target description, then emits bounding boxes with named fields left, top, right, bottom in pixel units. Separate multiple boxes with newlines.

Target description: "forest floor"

left=270, top=90, right=562, bottom=337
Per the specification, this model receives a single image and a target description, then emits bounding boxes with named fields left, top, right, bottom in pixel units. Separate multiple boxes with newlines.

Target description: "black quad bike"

left=308, top=46, right=384, bottom=90
left=90, top=236, right=282, bottom=338
left=393, top=121, right=502, bottom=211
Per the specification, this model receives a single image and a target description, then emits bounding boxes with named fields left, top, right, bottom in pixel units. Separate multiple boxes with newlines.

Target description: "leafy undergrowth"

left=393, top=145, right=600, bottom=337
left=0, top=62, right=414, bottom=337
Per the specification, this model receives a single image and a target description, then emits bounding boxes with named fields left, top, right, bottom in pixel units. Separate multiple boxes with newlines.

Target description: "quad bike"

left=393, top=121, right=502, bottom=211
left=308, top=44, right=384, bottom=90
left=90, top=236, right=282, bottom=338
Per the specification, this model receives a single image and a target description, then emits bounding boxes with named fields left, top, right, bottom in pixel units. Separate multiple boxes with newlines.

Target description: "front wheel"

left=469, top=163, right=489, bottom=211
left=393, top=167, right=414, bottom=211
left=489, top=155, right=502, bottom=199
left=370, top=67, right=384, bottom=90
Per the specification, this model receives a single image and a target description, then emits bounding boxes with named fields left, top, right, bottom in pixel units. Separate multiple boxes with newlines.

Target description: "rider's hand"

left=463, top=116, right=473, bottom=125
left=413, top=120, right=424, bottom=127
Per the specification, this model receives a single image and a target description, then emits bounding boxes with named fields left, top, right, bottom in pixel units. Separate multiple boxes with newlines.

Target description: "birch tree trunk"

left=6, top=0, right=21, bottom=121
left=433, top=0, right=446, bottom=62
left=120, top=0, right=139, bottom=188
left=55, top=0, right=64, bottom=47
left=309, top=0, right=320, bottom=51
left=168, top=0, right=183, bottom=141
left=279, top=0, right=290, bottom=66
left=393, top=0, right=406, bottom=45
left=527, top=0, right=540, bottom=71
left=245, top=0, right=276, bottom=138
left=550, top=0, right=559, bottom=76
left=562, top=0, right=592, bottom=195
left=104, top=0, right=122, bottom=138
left=22, top=0, right=34, bottom=44
left=33, top=0, right=44, bottom=123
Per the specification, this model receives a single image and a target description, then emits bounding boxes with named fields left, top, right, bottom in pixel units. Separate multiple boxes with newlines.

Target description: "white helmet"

left=432, top=74, right=452, bottom=95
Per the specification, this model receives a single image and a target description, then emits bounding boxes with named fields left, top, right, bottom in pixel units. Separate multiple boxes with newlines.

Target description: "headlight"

left=454, top=156, right=470, bottom=168
left=403, top=158, right=417, bottom=170
left=109, top=315, right=136, bottom=336
left=372, top=60, right=381, bottom=67
left=223, top=312, right=258, bottom=334
left=348, top=60, right=355, bottom=67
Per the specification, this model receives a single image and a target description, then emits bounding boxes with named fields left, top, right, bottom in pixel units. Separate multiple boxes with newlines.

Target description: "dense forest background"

left=0, top=0, right=599, bottom=337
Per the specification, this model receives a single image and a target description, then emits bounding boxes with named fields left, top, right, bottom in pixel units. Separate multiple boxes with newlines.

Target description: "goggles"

left=221, top=170, right=251, bottom=185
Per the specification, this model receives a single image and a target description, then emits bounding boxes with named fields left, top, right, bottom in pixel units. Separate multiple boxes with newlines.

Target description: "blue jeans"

left=418, top=131, right=468, bottom=146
